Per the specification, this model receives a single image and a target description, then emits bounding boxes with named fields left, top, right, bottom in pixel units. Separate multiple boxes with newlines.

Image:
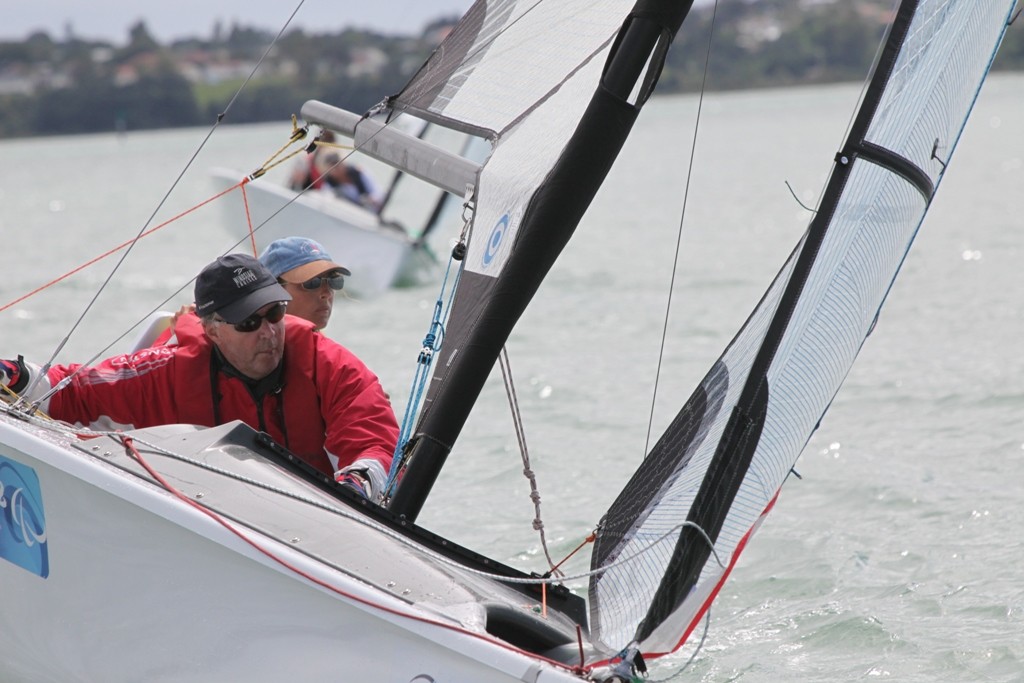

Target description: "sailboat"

left=208, top=119, right=482, bottom=298
left=208, top=165, right=436, bottom=298
left=0, top=0, right=1016, bottom=681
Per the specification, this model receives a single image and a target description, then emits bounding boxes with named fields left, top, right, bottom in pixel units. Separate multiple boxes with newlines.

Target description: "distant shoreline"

left=2, top=1, right=1020, bottom=139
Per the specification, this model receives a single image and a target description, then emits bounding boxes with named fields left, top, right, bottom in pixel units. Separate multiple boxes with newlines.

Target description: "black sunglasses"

left=219, top=301, right=288, bottom=333
left=282, top=273, right=345, bottom=291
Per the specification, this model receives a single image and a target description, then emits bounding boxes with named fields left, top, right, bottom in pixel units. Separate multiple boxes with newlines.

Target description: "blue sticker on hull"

left=0, top=455, right=49, bottom=578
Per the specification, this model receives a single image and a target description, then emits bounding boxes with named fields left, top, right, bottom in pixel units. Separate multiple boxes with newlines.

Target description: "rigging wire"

left=17, top=124, right=357, bottom=412
left=622, top=6, right=726, bottom=675
left=778, top=10, right=886, bottom=220
left=0, top=183, right=239, bottom=318
left=17, top=1, right=308, bottom=404
left=382, top=232, right=468, bottom=500
left=643, top=0, right=721, bottom=457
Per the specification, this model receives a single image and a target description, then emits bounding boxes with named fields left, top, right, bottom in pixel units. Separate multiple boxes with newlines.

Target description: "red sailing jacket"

left=45, top=314, right=397, bottom=477
left=298, top=155, right=327, bottom=190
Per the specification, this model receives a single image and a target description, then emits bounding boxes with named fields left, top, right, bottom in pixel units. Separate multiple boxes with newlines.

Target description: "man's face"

left=205, top=302, right=286, bottom=379
left=279, top=268, right=343, bottom=330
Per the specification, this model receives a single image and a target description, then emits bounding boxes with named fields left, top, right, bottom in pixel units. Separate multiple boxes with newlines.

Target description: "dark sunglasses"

left=219, top=301, right=287, bottom=333
left=283, top=273, right=345, bottom=291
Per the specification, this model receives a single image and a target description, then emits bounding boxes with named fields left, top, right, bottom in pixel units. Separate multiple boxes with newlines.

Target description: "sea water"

left=0, top=74, right=1021, bottom=681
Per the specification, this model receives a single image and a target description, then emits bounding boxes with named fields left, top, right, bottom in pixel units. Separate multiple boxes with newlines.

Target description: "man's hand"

left=335, top=471, right=371, bottom=499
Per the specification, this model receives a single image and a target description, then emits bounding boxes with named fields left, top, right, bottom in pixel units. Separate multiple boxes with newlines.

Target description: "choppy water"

left=1, top=73, right=1021, bottom=681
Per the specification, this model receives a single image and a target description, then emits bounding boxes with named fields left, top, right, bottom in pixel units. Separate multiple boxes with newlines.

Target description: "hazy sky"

left=3, top=0, right=477, bottom=43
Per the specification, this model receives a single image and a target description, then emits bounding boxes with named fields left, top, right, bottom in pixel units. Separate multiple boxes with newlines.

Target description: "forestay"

left=588, top=0, right=1017, bottom=657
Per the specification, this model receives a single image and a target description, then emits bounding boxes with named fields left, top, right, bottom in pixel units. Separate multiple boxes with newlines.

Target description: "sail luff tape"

left=299, top=100, right=480, bottom=197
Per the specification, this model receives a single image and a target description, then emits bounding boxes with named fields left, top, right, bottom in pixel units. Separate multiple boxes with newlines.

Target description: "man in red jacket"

left=1, top=254, right=397, bottom=500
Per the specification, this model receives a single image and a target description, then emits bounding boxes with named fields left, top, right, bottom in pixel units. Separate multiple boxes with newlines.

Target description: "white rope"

left=0, top=404, right=725, bottom=588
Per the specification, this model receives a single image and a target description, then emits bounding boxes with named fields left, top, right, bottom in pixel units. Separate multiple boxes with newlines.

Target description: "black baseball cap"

left=194, top=254, right=291, bottom=323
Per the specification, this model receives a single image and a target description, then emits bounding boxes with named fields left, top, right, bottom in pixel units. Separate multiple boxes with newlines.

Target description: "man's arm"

left=315, top=340, right=399, bottom=500
left=30, top=346, right=179, bottom=431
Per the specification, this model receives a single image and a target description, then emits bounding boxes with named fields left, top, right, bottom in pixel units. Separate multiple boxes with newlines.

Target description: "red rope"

left=118, top=434, right=590, bottom=677
left=239, top=179, right=259, bottom=256
left=0, top=181, right=245, bottom=314
left=550, top=531, right=597, bottom=575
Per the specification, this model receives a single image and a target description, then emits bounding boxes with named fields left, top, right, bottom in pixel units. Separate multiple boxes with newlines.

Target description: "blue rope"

left=383, top=252, right=462, bottom=497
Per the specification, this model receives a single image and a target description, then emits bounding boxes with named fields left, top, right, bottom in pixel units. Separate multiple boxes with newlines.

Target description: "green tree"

left=119, top=21, right=160, bottom=60
left=33, top=63, right=200, bottom=134
left=0, top=93, right=34, bottom=137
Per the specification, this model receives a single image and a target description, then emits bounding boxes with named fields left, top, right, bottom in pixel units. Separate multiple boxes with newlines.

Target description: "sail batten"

left=589, top=0, right=1015, bottom=657
left=852, top=141, right=935, bottom=199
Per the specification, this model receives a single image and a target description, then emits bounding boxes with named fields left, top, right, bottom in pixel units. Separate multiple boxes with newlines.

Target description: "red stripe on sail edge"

left=656, top=489, right=783, bottom=662
left=586, top=489, right=784, bottom=669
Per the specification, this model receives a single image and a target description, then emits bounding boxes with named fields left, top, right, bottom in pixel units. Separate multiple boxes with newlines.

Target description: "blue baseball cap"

left=259, top=237, right=351, bottom=282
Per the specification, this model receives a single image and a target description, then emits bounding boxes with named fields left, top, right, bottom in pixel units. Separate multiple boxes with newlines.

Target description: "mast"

left=389, top=0, right=696, bottom=520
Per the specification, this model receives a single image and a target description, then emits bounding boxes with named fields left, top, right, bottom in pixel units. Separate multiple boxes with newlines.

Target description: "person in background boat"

left=320, top=152, right=384, bottom=213
left=0, top=254, right=397, bottom=501
left=259, top=236, right=348, bottom=332
left=287, top=130, right=337, bottom=192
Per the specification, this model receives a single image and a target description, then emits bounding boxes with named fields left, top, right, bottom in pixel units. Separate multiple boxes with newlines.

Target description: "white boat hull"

left=0, top=414, right=588, bottom=682
left=210, top=168, right=438, bottom=298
